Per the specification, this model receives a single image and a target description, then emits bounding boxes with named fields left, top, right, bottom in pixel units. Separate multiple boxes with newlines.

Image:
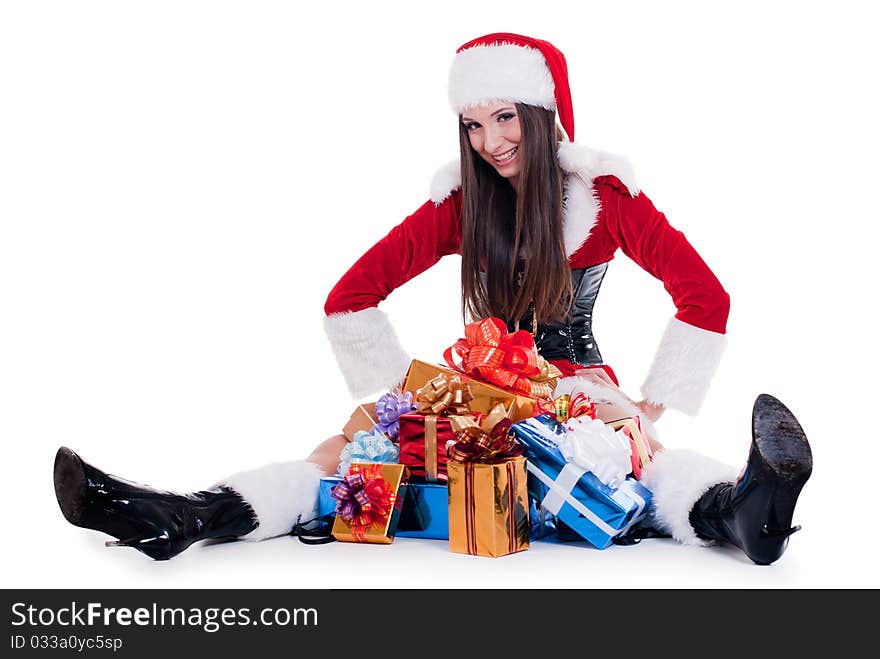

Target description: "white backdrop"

left=2, top=0, right=877, bottom=588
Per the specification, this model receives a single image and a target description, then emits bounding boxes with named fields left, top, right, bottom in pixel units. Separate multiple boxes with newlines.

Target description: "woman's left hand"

left=636, top=400, right=665, bottom=422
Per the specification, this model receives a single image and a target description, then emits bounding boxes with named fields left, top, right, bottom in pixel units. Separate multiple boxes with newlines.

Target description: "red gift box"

left=398, top=413, right=460, bottom=483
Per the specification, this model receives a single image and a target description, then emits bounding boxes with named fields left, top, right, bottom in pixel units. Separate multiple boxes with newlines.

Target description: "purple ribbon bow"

left=374, top=390, right=415, bottom=439
left=330, top=472, right=372, bottom=522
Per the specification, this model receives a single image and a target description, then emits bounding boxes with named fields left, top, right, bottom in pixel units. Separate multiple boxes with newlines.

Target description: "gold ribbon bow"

left=415, top=373, right=474, bottom=415
left=414, top=373, right=476, bottom=481
left=531, top=359, right=564, bottom=401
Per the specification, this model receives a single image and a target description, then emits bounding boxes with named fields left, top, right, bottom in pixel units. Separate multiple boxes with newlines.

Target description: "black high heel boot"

left=688, top=394, right=813, bottom=565
left=53, top=447, right=258, bottom=560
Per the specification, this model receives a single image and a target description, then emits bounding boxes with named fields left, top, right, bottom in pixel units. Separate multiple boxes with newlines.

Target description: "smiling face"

left=461, top=101, right=522, bottom=183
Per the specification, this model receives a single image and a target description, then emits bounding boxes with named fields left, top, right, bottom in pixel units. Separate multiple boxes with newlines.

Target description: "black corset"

left=506, top=262, right=609, bottom=367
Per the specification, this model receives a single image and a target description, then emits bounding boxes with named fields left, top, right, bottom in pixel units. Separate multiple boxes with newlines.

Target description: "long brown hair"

left=459, top=103, right=572, bottom=326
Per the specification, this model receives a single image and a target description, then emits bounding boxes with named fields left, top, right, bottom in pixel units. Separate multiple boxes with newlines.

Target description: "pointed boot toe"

left=54, top=446, right=89, bottom=527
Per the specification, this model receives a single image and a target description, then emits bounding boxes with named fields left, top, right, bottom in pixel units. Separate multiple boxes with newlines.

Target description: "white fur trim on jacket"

left=640, top=449, right=739, bottom=546
left=219, top=460, right=324, bottom=542
left=640, top=317, right=727, bottom=417
left=430, top=142, right=637, bottom=204
left=430, top=159, right=462, bottom=206
left=448, top=43, right=556, bottom=113
left=557, top=141, right=639, bottom=197
left=429, top=143, right=637, bottom=260
left=324, top=307, right=412, bottom=399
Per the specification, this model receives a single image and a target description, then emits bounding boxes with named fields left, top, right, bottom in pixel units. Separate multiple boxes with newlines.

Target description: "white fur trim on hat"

left=324, top=307, right=412, bottom=399
left=640, top=449, right=738, bottom=546
left=640, top=317, right=727, bottom=417
left=219, top=460, right=324, bottom=542
left=449, top=43, right=556, bottom=113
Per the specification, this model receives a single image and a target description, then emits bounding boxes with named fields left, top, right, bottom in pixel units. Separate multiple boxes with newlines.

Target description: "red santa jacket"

left=324, top=142, right=729, bottom=415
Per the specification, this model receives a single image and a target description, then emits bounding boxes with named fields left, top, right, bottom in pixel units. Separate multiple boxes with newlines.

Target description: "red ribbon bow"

left=330, top=464, right=396, bottom=542
left=443, top=317, right=557, bottom=399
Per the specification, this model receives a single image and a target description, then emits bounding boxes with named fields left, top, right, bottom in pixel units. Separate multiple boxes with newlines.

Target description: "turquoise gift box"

left=319, top=476, right=449, bottom=540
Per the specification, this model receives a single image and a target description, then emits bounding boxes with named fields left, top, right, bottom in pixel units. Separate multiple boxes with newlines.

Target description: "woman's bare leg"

left=305, top=434, right=349, bottom=476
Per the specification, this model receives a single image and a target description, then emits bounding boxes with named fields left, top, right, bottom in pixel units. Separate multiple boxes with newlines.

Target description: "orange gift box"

left=342, top=402, right=379, bottom=442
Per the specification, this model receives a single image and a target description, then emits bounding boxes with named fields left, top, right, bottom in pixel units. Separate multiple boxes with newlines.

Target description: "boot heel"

left=762, top=524, right=801, bottom=539
left=105, top=533, right=175, bottom=560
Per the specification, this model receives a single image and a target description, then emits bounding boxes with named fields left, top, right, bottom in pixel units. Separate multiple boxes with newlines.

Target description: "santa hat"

left=448, top=32, right=575, bottom=142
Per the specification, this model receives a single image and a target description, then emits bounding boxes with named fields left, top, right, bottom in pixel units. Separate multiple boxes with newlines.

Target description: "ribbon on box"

left=374, top=390, right=415, bottom=439
left=610, top=416, right=655, bottom=480
left=330, top=464, right=396, bottom=542
left=414, top=373, right=475, bottom=481
left=337, top=428, right=400, bottom=477
left=442, top=317, right=562, bottom=400
left=446, top=403, right=523, bottom=464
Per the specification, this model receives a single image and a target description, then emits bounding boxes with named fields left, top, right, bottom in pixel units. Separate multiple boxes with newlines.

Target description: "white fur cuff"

left=220, top=461, right=324, bottom=542
left=324, top=307, right=412, bottom=399
left=640, top=317, right=727, bottom=416
left=640, top=449, right=739, bottom=546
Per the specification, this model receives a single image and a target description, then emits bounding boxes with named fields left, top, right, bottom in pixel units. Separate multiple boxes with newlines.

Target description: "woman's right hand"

left=636, top=399, right=665, bottom=422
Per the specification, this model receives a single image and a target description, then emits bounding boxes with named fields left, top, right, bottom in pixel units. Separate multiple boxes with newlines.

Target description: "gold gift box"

left=402, top=359, right=536, bottom=423
left=447, top=457, right=530, bottom=557
left=342, top=402, right=379, bottom=442
left=331, top=463, right=408, bottom=544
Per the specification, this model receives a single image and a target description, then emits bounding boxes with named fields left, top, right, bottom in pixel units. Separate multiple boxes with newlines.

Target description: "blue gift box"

left=318, top=476, right=343, bottom=521
left=512, top=415, right=652, bottom=549
left=396, top=482, right=448, bottom=539
left=319, top=476, right=449, bottom=540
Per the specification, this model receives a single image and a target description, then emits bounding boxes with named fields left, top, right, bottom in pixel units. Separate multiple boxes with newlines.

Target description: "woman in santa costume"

left=53, top=33, right=812, bottom=565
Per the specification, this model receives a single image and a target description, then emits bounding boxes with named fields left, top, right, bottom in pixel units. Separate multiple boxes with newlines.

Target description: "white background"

left=2, top=0, right=878, bottom=588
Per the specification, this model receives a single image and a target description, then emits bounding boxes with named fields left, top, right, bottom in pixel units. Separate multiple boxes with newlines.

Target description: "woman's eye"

left=464, top=122, right=480, bottom=131
left=497, top=113, right=516, bottom=122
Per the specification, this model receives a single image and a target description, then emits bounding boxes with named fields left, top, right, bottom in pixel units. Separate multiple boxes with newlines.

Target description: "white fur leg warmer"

left=219, top=461, right=324, bottom=542
left=640, top=449, right=739, bottom=546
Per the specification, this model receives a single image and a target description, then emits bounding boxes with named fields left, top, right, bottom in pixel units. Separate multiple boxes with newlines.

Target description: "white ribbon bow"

left=557, top=417, right=632, bottom=488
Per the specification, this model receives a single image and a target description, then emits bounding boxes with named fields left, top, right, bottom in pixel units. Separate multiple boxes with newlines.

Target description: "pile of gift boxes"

left=315, top=317, right=655, bottom=557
